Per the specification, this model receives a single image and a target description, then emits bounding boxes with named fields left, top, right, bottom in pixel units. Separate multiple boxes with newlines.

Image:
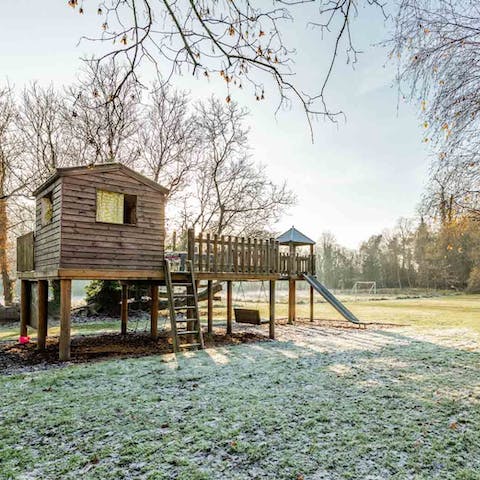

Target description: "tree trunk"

left=0, top=198, right=13, bottom=305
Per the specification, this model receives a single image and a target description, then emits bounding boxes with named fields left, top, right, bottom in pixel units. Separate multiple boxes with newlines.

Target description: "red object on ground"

left=19, top=336, right=30, bottom=344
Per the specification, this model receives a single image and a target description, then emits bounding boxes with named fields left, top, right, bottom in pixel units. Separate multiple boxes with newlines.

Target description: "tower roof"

left=276, top=226, right=315, bottom=246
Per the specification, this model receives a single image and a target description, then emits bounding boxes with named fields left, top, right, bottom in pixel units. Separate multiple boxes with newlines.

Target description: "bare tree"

left=65, top=61, right=141, bottom=165
left=392, top=0, right=480, bottom=217
left=139, top=84, right=197, bottom=196
left=180, top=97, right=295, bottom=235
left=66, top=0, right=385, bottom=129
left=0, top=87, right=30, bottom=304
left=19, top=83, right=70, bottom=183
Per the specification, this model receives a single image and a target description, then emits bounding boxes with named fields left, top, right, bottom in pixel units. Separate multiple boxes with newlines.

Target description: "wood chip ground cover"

left=2, top=321, right=480, bottom=479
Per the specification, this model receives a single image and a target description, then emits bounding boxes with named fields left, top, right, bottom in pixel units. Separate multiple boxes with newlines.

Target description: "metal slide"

left=303, top=275, right=361, bottom=325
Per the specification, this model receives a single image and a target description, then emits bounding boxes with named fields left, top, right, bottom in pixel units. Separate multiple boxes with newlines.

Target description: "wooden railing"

left=186, top=229, right=315, bottom=275
left=17, top=231, right=35, bottom=272
left=187, top=229, right=280, bottom=274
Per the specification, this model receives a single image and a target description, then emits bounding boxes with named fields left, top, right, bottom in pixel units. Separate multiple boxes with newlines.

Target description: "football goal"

left=351, top=281, right=377, bottom=295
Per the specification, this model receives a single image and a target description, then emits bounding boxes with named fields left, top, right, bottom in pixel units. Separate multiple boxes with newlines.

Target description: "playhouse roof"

left=276, top=226, right=315, bottom=246
left=33, top=163, right=169, bottom=196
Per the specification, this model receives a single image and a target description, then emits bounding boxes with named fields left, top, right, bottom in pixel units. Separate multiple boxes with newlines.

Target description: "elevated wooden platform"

left=17, top=228, right=316, bottom=361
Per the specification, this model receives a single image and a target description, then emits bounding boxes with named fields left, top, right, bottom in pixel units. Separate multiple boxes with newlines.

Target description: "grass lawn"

left=1, top=295, right=480, bottom=479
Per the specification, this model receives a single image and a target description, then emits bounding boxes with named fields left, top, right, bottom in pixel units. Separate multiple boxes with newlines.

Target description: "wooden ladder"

left=165, top=259, right=205, bottom=352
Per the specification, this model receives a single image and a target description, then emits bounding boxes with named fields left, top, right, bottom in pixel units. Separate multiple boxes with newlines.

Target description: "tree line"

left=317, top=214, right=480, bottom=293
left=0, top=62, right=295, bottom=305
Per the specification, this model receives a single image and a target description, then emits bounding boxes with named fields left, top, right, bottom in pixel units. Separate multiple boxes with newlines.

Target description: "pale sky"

left=1, top=1, right=430, bottom=249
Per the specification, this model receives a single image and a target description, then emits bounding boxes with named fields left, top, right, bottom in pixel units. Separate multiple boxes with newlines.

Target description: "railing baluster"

left=198, top=232, right=203, bottom=272
left=219, top=235, right=225, bottom=272
left=234, top=236, right=239, bottom=273
left=227, top=236, right=232, bottom=272
left=213, top=234, right=218, bottom=272
left=206, top=233, right=211, bottom=272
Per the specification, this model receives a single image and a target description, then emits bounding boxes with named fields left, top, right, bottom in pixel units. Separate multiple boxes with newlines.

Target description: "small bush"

left=85, top=280, right=122, bottom=315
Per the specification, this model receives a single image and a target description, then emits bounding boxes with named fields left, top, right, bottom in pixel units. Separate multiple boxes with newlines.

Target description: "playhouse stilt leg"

left=310, top=285, right=314, bottom=322
left=37, top=280, right=48, bottom=351
left=20, top=280, right=31, bottom=338
left=121, top=284, right=128, bottom=335
left=269, top=280, right=275, bottom=339
left=59, top=279, right=71, bottom=361
left=207, top=280, right=213, bottom=334
left=288, top=278, right=296, bottom=324
left=226, top=280, right=232, bottom=335
left=150, top=284, right=158, bottom=339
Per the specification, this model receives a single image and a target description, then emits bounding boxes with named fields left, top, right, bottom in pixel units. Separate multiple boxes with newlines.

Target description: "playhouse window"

left=124, top=194, right=137, bottom=224
left=96, top=189, right=137, bottom=225
left=41, top=192, right=53, bottom=225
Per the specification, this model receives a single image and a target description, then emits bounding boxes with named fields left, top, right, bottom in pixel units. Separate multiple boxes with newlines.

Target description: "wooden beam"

left=310, top=285, right=314, bottom=322
left=269, top=280, right=276, bottom=339
left=59, top=279, right=72, bottom=361
left=207, top=280, right=213, bottom=334
left=288, top=278, right=296, bottom=324
left=121, top=284, right=128, bottom=335
left=150, top=284, right=159, bottom=339
left=226, top=280, right=233, bottom=335
left=37, top=280, right=49, bottom=351
left=20, top=280, right=31, bottom=337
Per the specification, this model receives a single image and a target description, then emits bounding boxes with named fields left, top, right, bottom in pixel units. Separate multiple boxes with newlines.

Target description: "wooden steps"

left=165, top=260, right=205, bottom=352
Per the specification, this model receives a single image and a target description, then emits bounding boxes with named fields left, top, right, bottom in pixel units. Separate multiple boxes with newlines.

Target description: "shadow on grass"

left=1, top=326, right=480, bottom=479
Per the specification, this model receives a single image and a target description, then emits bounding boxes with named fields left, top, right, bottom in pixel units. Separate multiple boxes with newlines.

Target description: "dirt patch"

left=0, top=330, right=268, bottom=375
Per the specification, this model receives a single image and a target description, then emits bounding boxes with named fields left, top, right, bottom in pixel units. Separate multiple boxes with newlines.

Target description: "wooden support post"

left=59, top=279, right=72, bottom=361
left=121, top=284, right=128, bottom=335
left=150, top=284, right=159, bottom=339
left=226, top=280, right=233, bottom=335
left=310, top=285, right=314, bottom=322
left=269, top=280, right=276, bottom=339
left=288, top=278, right=296, bottom=324
left=20, top=280, right=31, bottom=337
left=37, top=280, right=49, bottom=351
left=207, top=280, right=213, bottom=334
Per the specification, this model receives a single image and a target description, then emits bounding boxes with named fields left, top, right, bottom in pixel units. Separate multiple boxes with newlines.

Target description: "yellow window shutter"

left=96, top=190, right=124, bottom=224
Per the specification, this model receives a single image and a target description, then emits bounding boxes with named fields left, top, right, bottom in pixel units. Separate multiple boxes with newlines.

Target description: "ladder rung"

left=172, top=283, right=193, bottom=287
left=173, top=294, right=195, bottom=298
left=178, top=330, right=199, bottom=335
left=174, top=306, right=195, bottom=310
left=175, top=318, right=198, bottom=323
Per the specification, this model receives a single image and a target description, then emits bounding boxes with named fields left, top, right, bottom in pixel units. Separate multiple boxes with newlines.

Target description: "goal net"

left=351, top=281, right=377, bottom=295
